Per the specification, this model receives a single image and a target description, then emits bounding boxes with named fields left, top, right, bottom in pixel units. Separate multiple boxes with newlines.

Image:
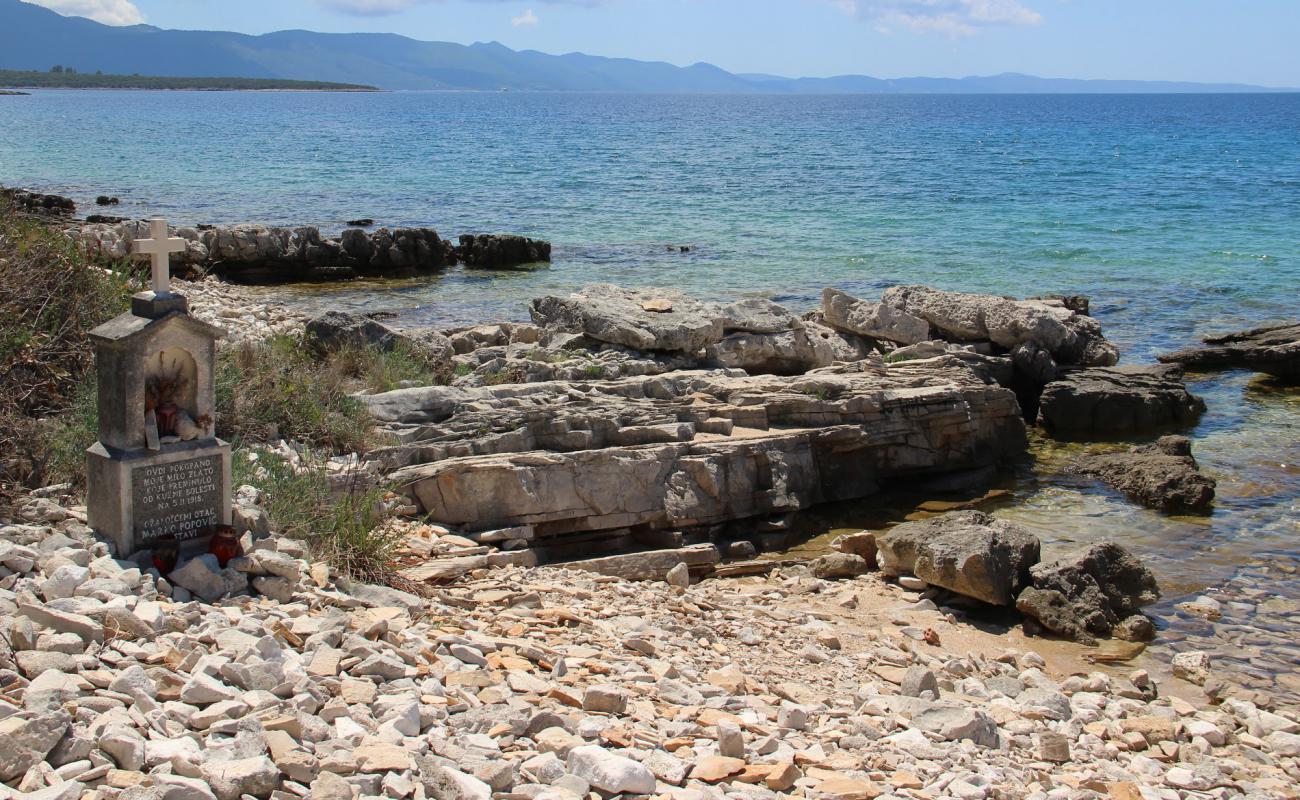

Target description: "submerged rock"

left=1160, top=321, right=1300, bottom=379
left=2, top=187, right=75, bottom=216
left=1036, top=365, right=1205, bottom=437
left=876, top=510, right=1040, bottom=606
left=1016, top=541, right=1160, bottom=644
left=1073, top=435, right=1216, bottom=513
left=458, top=233, right=552, bottom=269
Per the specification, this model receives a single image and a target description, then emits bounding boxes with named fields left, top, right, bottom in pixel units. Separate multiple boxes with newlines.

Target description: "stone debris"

left=3, top=493, right=1297, bottom=800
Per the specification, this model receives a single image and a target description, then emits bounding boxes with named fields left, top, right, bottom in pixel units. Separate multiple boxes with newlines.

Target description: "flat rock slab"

left=1072, top=435, right=1216, bottom=513
left=1037, top=365, right=1205, bottom=437
left=1159, top=321, right=1299, bottom=379
left=387, top=365, right=1026, bottom=542
left=529, top=284, right=726, bottom=353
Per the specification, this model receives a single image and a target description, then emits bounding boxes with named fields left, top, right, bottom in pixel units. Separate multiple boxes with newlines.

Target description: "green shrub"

left=234, top=448, right=403, bottom=582
left=326, top=339, right=450, bottom=394
left=0, top=201, right=133, bottom=501
left=216, top=335, right=375, bottom=454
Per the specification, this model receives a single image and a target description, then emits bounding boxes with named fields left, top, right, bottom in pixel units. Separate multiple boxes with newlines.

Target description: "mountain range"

left=1, top=0, right=1292, bottom=94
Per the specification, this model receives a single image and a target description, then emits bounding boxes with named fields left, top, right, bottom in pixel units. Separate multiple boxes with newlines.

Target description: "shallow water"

left=3, top=89, right=1298, bottom=682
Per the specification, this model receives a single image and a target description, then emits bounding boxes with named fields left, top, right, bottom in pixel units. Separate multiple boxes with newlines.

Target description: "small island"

left=0, top=68, right=377, bottom=92
left=0, top=88, right=30, bottom=95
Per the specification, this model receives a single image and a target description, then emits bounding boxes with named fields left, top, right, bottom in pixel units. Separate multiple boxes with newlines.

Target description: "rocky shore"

left=3, top=491, right=1298, bottom=800
left=4, top=188, right=1299, bottom=798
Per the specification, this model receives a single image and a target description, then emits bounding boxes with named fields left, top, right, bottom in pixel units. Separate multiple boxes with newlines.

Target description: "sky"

left=25, top=0, right=1300, bottom=87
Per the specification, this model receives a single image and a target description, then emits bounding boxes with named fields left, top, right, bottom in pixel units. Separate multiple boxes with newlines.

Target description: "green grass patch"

left=233, top=448, right=403, bottom=583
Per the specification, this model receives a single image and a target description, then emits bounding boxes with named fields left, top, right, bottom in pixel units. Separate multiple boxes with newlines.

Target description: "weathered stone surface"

left=881, top=285, right=1119, bottom=366
left=1016, top=542, right=1160, bottom=644
left=566, top=745, right=657, bottom=795
left=559, top=545, right=720, bottom=582
left=2, top=187, right=75, bottom=216
left=1160, top=321, right=1299, bottom=379
left=305, top=310, right=454, bottom=363
left=910, top=706, right=999, bottom=747
left=457, top=233, right=551, bottom=269
left=0, top=711, right=71, bottom=781
left=1037, top=365, right=1205, bottom=437
left=1073, top=435, right=1216, bottom=512
left=529, top=284, right=725, bottom=353
left=386, top=366, right=1026, bottom=542
left=823, top=288, right=930, bottom=345
left=71, top=220, right=456, bottom=282
left=810, top=552, right=871, bottom=580
left=876, top=511, right=1040, bottom=606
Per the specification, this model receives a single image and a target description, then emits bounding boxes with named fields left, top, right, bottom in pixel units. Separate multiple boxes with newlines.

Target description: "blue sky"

left=29, top=0, right=1300, bottom=86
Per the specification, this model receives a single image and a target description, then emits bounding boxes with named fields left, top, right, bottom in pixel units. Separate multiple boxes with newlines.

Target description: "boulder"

left=881, top=285, right=1119, bottom=366
left=530, top=285, right=725, bottom=353
left=0, top=710, right=72, bottom=781
left=1159, top=321, right=1299, bottom=379
left=1073, top=435, right=1216, bottom=512
left=457, top=233, right=552, bottom=269
left=1016, top=541, right=1160, bottom=644
left=876, top=511, right=1040, bottom=606
left=810, top=552, right=871, bottom=579
left=1037, top=365, right=1205, bottom=437
left=822, top=288, right=930, bottom=345
left=567, top=745, right=657, bottom=795
left=305, top=310, right=453, bottom=362
left=719, top=298, right=802, bottom=334
left=706, top=328, right=831, bottom=375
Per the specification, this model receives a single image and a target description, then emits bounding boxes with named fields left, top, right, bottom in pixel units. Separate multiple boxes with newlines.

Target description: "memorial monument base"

left=87, top=438, right=232, bottom=558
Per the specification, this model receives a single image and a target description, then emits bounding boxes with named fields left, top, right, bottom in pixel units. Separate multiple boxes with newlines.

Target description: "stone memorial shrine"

left=86, top=218, right=232, bottom=557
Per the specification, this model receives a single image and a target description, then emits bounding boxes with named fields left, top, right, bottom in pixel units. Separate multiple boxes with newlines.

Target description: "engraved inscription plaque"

left=131, top=455, right=222, bottom=545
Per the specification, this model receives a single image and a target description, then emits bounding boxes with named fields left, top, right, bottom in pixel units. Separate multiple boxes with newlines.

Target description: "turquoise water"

left=3, top=91, right=1299, bottom=662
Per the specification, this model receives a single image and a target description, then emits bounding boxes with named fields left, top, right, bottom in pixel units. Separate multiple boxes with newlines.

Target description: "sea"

left=3, top=90, right=1299, bottom=686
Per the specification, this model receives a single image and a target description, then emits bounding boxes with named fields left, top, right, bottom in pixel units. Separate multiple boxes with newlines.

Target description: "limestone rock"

left=567, top=745, right=657, bottom=795
left=0, top=710, right=71, bottom=781
left=876, top=511, right=1040, bottom=606
left=530, top=284, right=725, bottom=353
left=200, top=756, right=281, bottom=800
left=881, top=285, right=1118, bottom=366
left=1159, top=321, right=1300, bottom=378
left=823, top=288, right=930, bottom=345
left=1016, top=541, right=1160, bottom=643
left=1073, top=435, right=1216, bottom=512
left=1037, top=365, right=1205, bottom=437
left=910, top=706, right=999, bottom=747
left=306, top=310, right=454, bottom=363
left=169, top=555, right=228, bottom=603
left=810, top=552, right=871, bottom=580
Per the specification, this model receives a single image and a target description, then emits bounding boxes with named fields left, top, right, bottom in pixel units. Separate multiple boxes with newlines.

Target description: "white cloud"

left=511, top=8, right=539, bottom=26
left=25, top=0, right=145, bottom=25
left=833, top=0, right=1042, bottom=36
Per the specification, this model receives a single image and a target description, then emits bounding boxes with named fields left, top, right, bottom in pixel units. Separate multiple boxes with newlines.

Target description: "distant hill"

left=0, top=68, right=375, bottom=91
left=0, top=0, right=1293, bottom=94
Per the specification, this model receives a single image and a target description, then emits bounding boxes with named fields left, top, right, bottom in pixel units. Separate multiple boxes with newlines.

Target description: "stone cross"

left=134, top=218, right=187, bottom=294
